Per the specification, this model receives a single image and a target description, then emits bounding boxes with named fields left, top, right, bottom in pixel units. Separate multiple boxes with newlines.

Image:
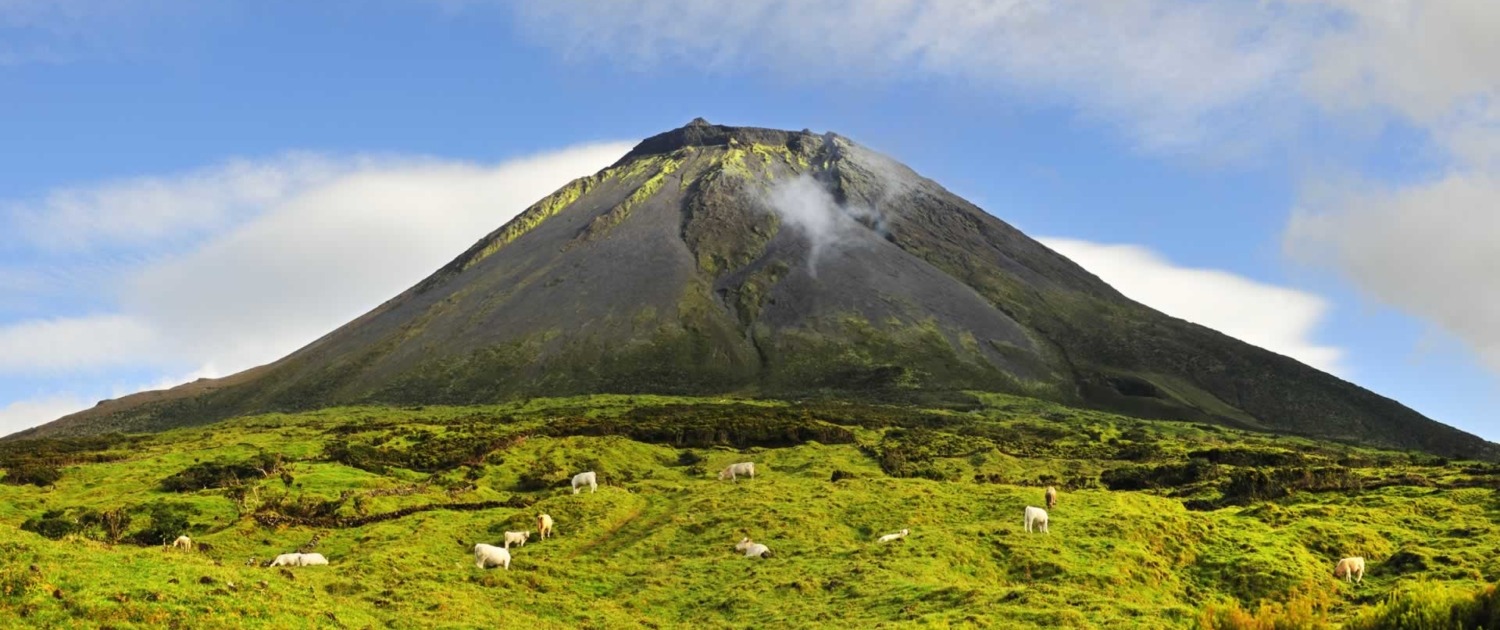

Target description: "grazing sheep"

left=718, top=462, right=756, bottom=481
left=735, top=537, right=772, bottom=559
left=1335, top=557, right=1365, bottom=583
left=571, top=471, right=598, bottom=494
left=1045, top=486, right=1058, bottom=510
left=503, top=531, right=531, bottom=549
left=877, top=529, right=910, bottom=543
left=1024, top=506, right=1049, bottom=534
left=267, top=553, right=328, bottom=567
left=171, top=535, right=192, bottom=551
left=537, top=513, right=554, bottom=540
left=474, top=543, right=511, bottom=570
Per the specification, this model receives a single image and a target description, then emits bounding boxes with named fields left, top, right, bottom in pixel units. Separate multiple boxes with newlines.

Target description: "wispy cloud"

left=1282, top=2, right=1500, bottom=379
left=509, top=0, right=1309, bottom=155
left=0, top=142, right=632, bottom=432
left=1041, top=237, right=1344, bottom=375
left=0, top=392, right=91, bottom=437
left=3, top=154, right=374, bottom=252
left=1286, top=172, right=1500, bottom=374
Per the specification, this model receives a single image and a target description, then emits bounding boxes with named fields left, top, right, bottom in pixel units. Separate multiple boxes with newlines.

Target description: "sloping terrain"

left=13, top=119, right=1495, bottom=461
left=3, top=396, right=1500, bottom=628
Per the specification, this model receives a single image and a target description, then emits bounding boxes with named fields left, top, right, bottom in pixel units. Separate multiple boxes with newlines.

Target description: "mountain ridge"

left=11, top=119, right=1495, bottom=461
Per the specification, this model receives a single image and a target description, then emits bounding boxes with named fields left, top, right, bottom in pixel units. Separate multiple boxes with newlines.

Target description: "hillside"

left=4, top=396, right=1500, bottom=628
left=12, top=119, right=1495, bottom=461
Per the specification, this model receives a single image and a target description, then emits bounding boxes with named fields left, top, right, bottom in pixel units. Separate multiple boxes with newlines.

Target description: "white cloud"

left=0, top=314, right=161, bottom=372
left=1280, top=2, right=1500, bottom=381
left=0, top=142, right=632, bottom=430
left=1285, top=172, right=1500, bottom=373
left=1041, top=237, right=1344, bottom=375
left=3, top=154, right=371, bottom=252
left=0, top=393, right=89, bottom=438
left=510, top=0, right=1307, bottom=154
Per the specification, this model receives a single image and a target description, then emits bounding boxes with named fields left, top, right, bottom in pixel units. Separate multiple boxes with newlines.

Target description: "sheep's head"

left=735, top=537, right=751, bottom=551
left=718, top=469, right=729, bottom=480
left=901, top=529, right=910, bottom=536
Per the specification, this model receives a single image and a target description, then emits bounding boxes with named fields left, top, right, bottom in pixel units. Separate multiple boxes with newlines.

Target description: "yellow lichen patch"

left=457, top=174, right=600, bottom=272
left=579, top=154, right=686, bottom=242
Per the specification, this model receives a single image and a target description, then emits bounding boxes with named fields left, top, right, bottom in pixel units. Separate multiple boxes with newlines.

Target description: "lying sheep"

left=718, top=462, right=755, bottom=481
left=877, top=529, right=910, bottom=543
left=571, top=471, right=598, bottom=494
left=503, top=531, right=531, bottom=549
left=267, top=553, right=328, bottom=567
left=474, top=543, right=511, bottom=570
left=1045, top=486, right=1058, bottom=510
left=1024, top=506, right=1049, bottom=534
left=735, top=537, right=772, bottom=559
left=537, top=513, right=555, bottom=540
left=171, top=535, right=192, bottom=551
left=1335, top=556, right=1365, bottom=583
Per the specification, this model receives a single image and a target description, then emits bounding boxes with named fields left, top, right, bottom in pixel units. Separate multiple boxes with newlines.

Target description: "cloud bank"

left=0, top=142, right=632, bottom=434
left=1041, top=238, right=1343, bottom=375
left=511, top=0, right=1305, bottom=155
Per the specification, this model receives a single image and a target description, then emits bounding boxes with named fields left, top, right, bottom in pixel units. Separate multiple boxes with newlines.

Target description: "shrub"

left=1345, top=583, right=1500, bottom=630
left=545, top=405, right=856, bottom=449
left=516, top=458, right=568, bottom=492
left=1101, top=461, right=1217, bottom=491
left=129, top=501, right=200, bottom=546
left=161, top=452, right=283, bottom=492
left=874, top=428, right=994, bottom=478
left=1197, top=594, right=1333, bottom=629
left=1189, top=448, right=1304, bottom=467
left=1217, top=467, right=1362, bottom=506
left=1, top=463, right=63, bottom=487
left=21, top=508, right=96, bottom=540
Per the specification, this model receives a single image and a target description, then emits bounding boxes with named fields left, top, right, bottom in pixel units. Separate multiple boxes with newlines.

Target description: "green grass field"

left=3, top=394, right=1499, bottom=628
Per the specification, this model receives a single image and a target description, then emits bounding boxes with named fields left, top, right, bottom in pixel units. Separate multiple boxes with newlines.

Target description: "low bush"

left=1101, top=461, right=1217, bottom=491
left=1345, top=583, right=1500, bottom=630
left=2, top=462, right=63, bottom=487
left=160, top=452, right=284, bottom=491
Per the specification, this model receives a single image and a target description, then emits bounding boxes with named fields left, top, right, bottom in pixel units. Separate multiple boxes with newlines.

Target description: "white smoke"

left=760, top=138, right=924, bottom=274
left=762, top=175, right=877, bottom=275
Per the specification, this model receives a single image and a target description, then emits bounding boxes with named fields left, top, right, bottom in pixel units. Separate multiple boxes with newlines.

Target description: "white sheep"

left=735, top=537, right=772, bottom=558
left=474, top=543, right=511, bottom=570
left=718, top=462, right=756, bottom=481
left=267, top=552, right=328, bottom=567
left=1024, top=506, right=1049, bottom=534
left=877, top=529, right=910, bottom=543
left=537, top=513, right=555, bottom=540
left=503, top=531, right=531, bottom=548
left=171, top=535, right=192, bottom=551
left=1044, top=486, right=1058, bottom=510
left=571, top=471, right=598, bottom=494
left=1335, top=556, right=1365, bottom=583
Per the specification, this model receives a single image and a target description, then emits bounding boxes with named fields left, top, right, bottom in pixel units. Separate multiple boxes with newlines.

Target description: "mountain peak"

left=620, top=120, right=823, bottom=162
left=15, top=121, right=1496, bottom=461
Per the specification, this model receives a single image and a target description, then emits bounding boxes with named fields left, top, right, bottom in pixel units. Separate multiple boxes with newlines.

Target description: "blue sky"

left=2, top=1, right=1497, bottom=440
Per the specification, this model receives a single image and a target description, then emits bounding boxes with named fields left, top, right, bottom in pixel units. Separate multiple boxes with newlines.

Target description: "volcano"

left=15, top=119, right=1496, bottom=459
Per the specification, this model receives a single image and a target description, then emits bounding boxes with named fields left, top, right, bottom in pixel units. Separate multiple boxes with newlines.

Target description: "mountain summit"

left=15, top=120, right=1496, bottom=459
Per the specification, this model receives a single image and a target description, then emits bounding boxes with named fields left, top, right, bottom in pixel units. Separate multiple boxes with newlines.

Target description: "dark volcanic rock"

left=13, top=119, right=1497, bottom=461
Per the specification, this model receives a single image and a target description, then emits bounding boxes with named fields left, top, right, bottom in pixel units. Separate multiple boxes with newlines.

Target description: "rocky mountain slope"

left=13, top=119, right=1494, bottom=460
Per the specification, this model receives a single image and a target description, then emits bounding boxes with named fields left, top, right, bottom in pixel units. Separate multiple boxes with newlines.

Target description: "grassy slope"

left=3, top=395, right=1499, bottom=629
